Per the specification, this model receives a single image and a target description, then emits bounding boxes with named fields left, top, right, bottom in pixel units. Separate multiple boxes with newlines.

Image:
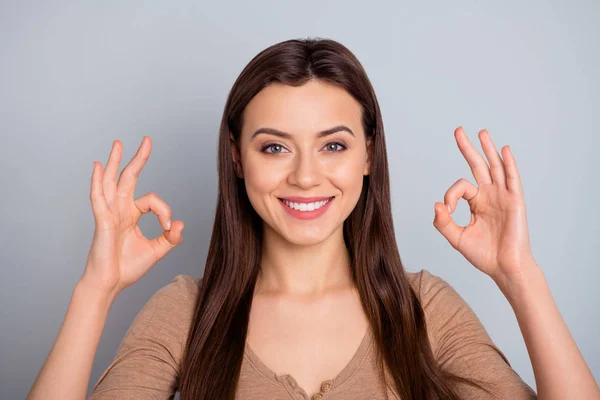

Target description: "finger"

left=103, top=140, right=123, bottom=209
left=454, top=126, right=492, bottom=185
left=443, top=178, right=479, bottom=214
left=90, top=161, right=110, bottom=217
left=478, top=129, right=506, bottom=188
left=117, top=136, right=152, bottom=199
left=149, top=220, right=184, bottom=262
left=433, top=202, right=464, bottom=250
left=502, top=145, right=523, bottom=195
left=133, top=192, right=173, bottom=231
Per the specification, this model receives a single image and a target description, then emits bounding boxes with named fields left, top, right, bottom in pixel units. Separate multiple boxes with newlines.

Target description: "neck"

left=256, top=224, right=354, bottom=296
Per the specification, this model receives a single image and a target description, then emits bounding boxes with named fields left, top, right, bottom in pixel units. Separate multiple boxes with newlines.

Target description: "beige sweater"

left=89, top=269, right=537, bottom=399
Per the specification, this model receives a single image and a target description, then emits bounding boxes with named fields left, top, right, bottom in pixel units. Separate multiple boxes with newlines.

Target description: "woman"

left=27, top=38, right=598, bottom=400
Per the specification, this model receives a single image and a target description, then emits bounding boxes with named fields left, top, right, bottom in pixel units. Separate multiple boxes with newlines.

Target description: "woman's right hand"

left=80, top=136, right=184, bottom=299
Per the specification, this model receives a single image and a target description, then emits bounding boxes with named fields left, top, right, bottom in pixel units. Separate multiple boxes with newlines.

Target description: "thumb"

left=149, top=220, right=184, bottom=261
left=433, top=202, right=463, bottom=250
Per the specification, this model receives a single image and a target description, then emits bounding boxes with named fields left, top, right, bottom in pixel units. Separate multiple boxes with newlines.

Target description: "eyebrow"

left=250, top=125, right=355, bottom=140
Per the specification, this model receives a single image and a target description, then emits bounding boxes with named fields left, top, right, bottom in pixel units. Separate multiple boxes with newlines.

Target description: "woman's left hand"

left=433, top=126, right=537, bottom=285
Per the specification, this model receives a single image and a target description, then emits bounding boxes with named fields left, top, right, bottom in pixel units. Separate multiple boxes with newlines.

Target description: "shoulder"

left=126, top=274, right=202, bottom=340
left=404, top=270, right=536, bottom=397
left=155, top=274, right=202, bottom=303
left=404, top=269, right=487, bottom=354
left=405, top=268, right=446, bottom=298
left=90, top=275, right=204, bottom=396
left=404, top=268, right=467, bottom=318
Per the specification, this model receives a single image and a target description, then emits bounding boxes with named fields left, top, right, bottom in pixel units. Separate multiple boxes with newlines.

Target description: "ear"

left=229, top=132, right=244, bottom=179
left=363, top=136, right=373, bottom=176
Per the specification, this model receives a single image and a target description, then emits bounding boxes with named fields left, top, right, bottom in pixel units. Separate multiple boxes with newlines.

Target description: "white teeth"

left=282, top=198, right=331, bottom=211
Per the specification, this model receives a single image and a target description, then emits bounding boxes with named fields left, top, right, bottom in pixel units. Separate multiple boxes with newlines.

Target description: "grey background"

left=1, top=0, right=598, bottom=398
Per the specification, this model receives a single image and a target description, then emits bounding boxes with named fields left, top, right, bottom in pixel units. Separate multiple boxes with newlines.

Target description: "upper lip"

left=278, top=196, right=334, bottom=203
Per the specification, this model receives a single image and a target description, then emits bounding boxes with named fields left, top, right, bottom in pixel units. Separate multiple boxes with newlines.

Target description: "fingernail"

left=166, top=220, right=171, bottom=230
left=447, top=204, right=452, bottom=213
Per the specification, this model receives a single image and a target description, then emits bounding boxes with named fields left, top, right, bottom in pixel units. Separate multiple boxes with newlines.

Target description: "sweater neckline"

left=243, top=325, right=374, bottom=398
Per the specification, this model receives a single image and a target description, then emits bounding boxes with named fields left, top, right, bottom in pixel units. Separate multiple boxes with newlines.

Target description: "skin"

left=27, top=79, right=599, bottom=399
left=231, top=80, right=371, bottom=294
left=230, top=80, right=373, bottom=396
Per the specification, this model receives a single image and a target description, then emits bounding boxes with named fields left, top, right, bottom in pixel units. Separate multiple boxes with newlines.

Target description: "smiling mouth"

left=277, top=196, right=335, bottom=212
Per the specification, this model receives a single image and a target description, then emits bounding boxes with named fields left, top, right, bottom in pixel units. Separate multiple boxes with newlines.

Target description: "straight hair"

left=179, top=37, right=497, bottom=400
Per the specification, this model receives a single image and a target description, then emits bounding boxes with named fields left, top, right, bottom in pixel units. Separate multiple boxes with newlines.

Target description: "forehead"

left=242, top=80, right=363, bottom=138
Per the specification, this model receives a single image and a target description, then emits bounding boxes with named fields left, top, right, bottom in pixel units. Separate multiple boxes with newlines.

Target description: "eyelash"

left=261, top=141, right=348, bottom=154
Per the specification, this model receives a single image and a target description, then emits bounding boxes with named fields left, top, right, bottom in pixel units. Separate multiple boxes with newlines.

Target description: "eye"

left=261, top=143, right=289, bottom=154
left=322, top=141, right=347, bottom=152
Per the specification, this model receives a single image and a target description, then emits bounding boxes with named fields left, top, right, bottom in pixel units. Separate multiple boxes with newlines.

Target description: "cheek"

left=242, top=154, right=286, bottom=200
left=325, top=154, right=366, bottom=193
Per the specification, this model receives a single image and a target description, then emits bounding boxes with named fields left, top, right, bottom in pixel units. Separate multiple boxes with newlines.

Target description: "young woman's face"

left=233, top=80, right=371, bottom=246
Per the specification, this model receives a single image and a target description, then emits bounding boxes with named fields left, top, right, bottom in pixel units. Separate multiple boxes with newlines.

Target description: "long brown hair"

left=179, top=37, right=496, bottom=400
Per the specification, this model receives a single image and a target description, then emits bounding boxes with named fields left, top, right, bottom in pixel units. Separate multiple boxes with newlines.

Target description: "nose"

left=287, top=151, right=322, bottom=189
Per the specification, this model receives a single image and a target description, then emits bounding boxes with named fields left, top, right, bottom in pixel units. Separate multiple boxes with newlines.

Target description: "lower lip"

left=278, top=197, right=334, bottom=220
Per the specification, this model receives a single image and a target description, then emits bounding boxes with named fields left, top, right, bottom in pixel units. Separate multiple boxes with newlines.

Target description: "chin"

left=279, top=223, right=341, bottom=247
left=283, top=233, right=329, bottom=247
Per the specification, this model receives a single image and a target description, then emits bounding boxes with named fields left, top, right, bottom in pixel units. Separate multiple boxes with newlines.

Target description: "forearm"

left=27, top=280, right=117, bottom=400
left=495, top=263, right=600, bottom=400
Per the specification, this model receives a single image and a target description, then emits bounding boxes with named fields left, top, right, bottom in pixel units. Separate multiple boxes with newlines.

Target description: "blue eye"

left=261, top=143, right=288, bottom=154
left=260, top=141, right=347, bottom=154
left=323, top=142, right=347, bottom=152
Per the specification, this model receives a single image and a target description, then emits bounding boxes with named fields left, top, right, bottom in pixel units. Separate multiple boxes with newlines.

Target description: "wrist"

left=75, top=276, right=120, bottom=307
left=492, top=262, right=545, bottom=304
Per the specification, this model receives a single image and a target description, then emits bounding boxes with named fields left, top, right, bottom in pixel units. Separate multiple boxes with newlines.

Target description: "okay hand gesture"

left=433, top=127, right=536, bottom=285
left=81, top=137, right=184, bottom=298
